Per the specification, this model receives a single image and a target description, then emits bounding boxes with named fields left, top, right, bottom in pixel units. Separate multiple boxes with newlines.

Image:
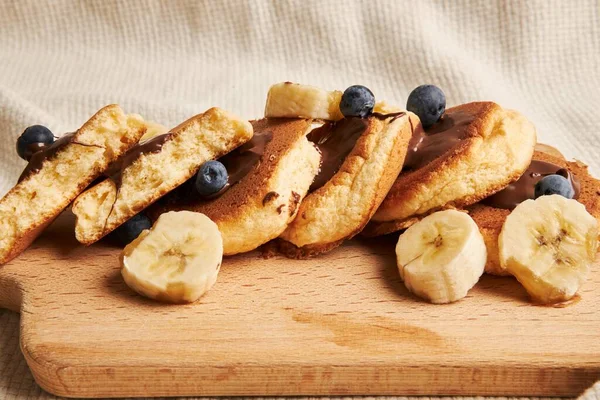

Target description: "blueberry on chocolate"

left=340, top=85, right=375, bottom=118
left=16, top=125, right=55, bottom=161
left=114, top=214, right=152, bottom=246
left=406, top=85, right=446, bottom=128
left=534, top=174, right=575, bottom=199
left=195, top=160, right=229, bottom=197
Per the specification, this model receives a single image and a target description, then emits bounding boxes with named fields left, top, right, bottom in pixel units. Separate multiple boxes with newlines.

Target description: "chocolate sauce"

left=18, top=132, right=76, bottom=182
left=107, top=133, right=172, bottom=188
left=152, top=130, right=274, bottom=204
left=371, top=111, right=406, bottom=122
left=482, top=160, right=581, bottom=210
left=403, top=111, right=476, bottom=170
left=23, top=142, right=51, bottom=161
left=219, top=131, right=273, bottom=188
left=308, top=117, right=369, bottom=192
left=306, top=112, right=406, bottom=193
left=18, top=129, right=169, bottom=186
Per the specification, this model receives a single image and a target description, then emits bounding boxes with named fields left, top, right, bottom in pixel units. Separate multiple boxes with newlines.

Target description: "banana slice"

left=499, top=195, right=598, bottom=304
left=139, top=120, right=169, bottom=141
left=265, top=82, right=343, bottom=120
left=264, top=82, right=403, bottom=122
left=373, top=101, right=403, bottom=114
left=121, top=211, right=223, bottom=303
left=395, top=210, right=486, bottom=304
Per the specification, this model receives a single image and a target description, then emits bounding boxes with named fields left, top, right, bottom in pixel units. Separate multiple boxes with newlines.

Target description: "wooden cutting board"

left=0, top=212, right=599, bottom=398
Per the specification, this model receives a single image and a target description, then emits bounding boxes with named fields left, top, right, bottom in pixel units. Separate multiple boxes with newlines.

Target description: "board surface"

left=0, top=212, right=599, bottom=398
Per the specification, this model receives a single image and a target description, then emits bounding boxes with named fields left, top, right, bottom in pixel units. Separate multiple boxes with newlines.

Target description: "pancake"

left=72, top=108, right=253, bottom=245
left=0, top=105, right=146, bottom=264
left=363, top=102, right=537, bottom=237
left=469, top=146, right=600, bottom=275
left=275, top=112, right=416, bottom=258
left=147, top=118, right=321, bottom=256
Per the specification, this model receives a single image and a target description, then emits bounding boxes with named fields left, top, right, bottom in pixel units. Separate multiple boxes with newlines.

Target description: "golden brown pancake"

left=469, top=146, right=600, bottom=275
left=275, top=112, right=415, bottom=258
left=72, top=108, right=253, bottom=245
left=363, top=102, right=537, bottom=237
left=148, top=118, right=321, bottom=256
left=0, top=105, right=146, bottom=264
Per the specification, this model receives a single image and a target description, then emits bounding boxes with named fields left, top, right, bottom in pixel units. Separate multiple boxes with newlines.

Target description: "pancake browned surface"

left=72, top=108, right=253, bottom=245
left=277, top=112, right=415, bottom=258
left=363, top=102, right=537, bottom=237
left=148, top=118, right=321, bottom=256
left=0, top=105, right=146, bottom=264
left=469, top=147, right=600, bottom=276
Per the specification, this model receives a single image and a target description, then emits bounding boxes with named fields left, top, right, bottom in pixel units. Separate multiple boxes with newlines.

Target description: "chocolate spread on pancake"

left=371, top=111, right=406, bottom=122
left=23, top=142, right=52, bottom=161
left=107, top=133, right=172, bottom=188
left=403, top=110, right=476, bottom=170
left=482, top=160, right=581, bottom=210
left=18, top=132, right=76, bottom=182
left=219, top=130, right=273, bottom=189
left=308, top=117, right=369, bottom=192
left=154, top=130, right=274, bottom=204
left=308, top=112, right=405, bottom=193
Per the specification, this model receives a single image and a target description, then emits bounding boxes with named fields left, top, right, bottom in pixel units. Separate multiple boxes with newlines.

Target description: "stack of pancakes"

left=148, top=92, right=600, bottom=269
left=361, top=102, right=600, bottom=275
left=2, top=83, right=599, bottom=274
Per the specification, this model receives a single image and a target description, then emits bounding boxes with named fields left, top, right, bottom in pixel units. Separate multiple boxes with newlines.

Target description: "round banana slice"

left=121, top=211, right=223, bottom=303
left=395, top=209, right=487, bottom=304
left=499, top=195, right=598, bottom=304
left=265, top=82, right=343, bottom=120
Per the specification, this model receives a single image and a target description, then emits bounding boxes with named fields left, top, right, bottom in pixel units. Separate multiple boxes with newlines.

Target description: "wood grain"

left=0, top=212, right=599, bottom=398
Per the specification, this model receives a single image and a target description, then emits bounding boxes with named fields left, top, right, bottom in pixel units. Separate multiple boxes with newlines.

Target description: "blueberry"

left=114, top=214, right=152, bottom=246
left=534, top=174, right=575, bottom=199
left=195, top=160, right=228, bottom=197
left=16, top=125, right=55, bottom=161
left=339, top=85, right=375, bottom=118
left=406, top=85, right=446, bottom=128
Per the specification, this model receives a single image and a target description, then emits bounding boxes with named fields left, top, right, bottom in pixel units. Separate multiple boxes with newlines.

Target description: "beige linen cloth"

left=0, top=0, right=599, bottom=399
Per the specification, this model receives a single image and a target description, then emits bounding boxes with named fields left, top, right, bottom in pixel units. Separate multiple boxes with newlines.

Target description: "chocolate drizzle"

left=219, top=130, right=273, bottom=190
left=23, top=142, right=52, bottom=161
left=106, top=133, right=172, bottom=188
left=482, top=160, right=581, bottom=210
left=307, top=112, right=405, bottom=193
left=371, top=111, right=406, bottom=122
left=403, top=111, right=476, bottom=170
left=18, top=133, right=76, bottom=182
left=152, top=130, right=274, bottom=205
left=308, top=117, right=369, bottom=192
